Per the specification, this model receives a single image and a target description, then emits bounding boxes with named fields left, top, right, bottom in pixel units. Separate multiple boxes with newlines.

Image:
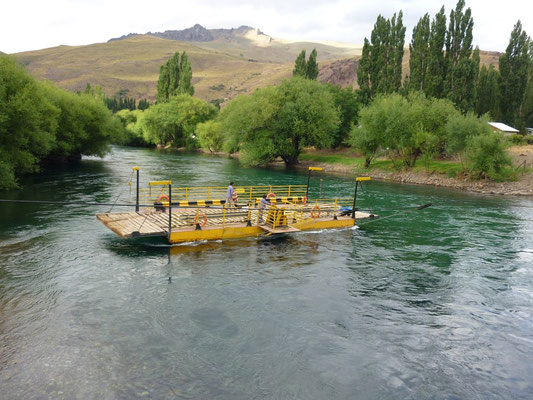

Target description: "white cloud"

left=1, top=0, right=532, bottom=53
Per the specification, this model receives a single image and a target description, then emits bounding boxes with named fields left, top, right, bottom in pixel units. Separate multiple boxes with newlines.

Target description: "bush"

left=507, top=134, right=525, bottom=145
left=465, top=131, right=513, bottom=180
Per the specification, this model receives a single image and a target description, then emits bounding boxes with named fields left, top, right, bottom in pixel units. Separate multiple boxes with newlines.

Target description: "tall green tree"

left=292, top=50, right=307, bottom=77
left=408, top=13, right=431, bottom=92
left=306, top=49, right=319, bottom=80
left=143, top=94, right=216, bottom=148
left=425, top=6, right=447, bottom=99
left=156, top=52, right=194, bottom=103
left=292, top=49, right=319, bottom=80
left=444, top=0, right=478, bottom=112
left=499, top=20, right=531, bottom=130
left=475, top=65, right=500, bottom=119
left=326, top=84, right=361, bottom=147
left=220, top=77, right=339, bottom=166
left=357, top=11, right=405, bottom=103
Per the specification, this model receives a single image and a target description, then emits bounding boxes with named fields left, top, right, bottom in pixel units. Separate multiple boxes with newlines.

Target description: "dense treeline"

left=0, top=55, right=122, bottom=189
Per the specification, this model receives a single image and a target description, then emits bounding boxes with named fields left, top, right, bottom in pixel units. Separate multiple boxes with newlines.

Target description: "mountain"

left=13, top=24, right=500, bottom=104
left=15, top=25, right=363, bottom=103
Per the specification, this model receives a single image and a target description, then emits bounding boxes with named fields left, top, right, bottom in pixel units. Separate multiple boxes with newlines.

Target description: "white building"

left=488, top=122, right=520, bottom=136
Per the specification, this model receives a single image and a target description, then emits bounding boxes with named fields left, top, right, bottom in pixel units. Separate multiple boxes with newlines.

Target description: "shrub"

left=465, top=131, right=513, bottom=180
left=507, top=134, right=525, bottom=145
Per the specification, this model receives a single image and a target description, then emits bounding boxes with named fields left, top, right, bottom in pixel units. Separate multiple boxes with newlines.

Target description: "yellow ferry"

left=96, top=167, right=375, bottom=244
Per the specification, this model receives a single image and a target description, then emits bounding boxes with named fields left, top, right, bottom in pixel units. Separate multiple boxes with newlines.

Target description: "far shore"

left=194, top=145, right=533, bottom=197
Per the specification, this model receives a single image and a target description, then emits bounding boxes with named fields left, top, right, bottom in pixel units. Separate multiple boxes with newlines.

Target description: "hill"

left=13, top=25, right=500, bottom=104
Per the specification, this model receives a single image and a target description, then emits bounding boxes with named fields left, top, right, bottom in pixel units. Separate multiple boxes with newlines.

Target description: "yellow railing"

left=138, top=184, right=308, bottom=206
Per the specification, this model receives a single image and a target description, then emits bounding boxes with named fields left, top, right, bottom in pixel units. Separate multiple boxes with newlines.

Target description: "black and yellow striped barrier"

left=255, top=196, right=306, bottom=204
left=171, top=199, right=227, bottom=207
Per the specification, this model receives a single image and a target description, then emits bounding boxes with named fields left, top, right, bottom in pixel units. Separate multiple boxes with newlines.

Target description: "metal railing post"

left=168, top=183, right=172, bottom=239
left=133, top=167, right=139, bottom=212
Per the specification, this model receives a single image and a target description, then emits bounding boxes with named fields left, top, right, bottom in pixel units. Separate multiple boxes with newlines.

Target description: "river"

left=1, top=146, right=532, bottom=399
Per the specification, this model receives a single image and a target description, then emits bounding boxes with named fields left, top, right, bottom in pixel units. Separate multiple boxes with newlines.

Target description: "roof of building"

left=488, top=122, right=520, bottom=133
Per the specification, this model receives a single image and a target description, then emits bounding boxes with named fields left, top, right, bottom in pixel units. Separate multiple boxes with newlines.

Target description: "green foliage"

left=306, top=49, right=319, bottom=80
left=0, top=55, right=120, bottom=189
left=408, top=13, right=431, bottom=92
left=219, top=77, right=339, bottom=166
left=445, top=112, right=491, bottom=156
left=357, top=11, right=405, bottom=103
left=115, top=109, right=149, bottom=146
left=157, top=52, right=194, bottom=103
left=196, top=120, right=224, bottom=152
left=142, top=94, right=217, bottom=148
left=499, top=20, right=530, bottom=130
left=326, top=85, right=361, bottom=147
left=425, top=7, right=447, bottom=99
left=292, top=49, right=319, bottom=80
left=465, top=131, right=513, bottom=180
left=42, top=83, right=123, bottom=158
left=137, top=99, right=151, bottom=110
left=444, top=1, right=478, bottom=112
left=476, top=65, right=500, bottom=119
left=0, top=56, right=58, bottom=188
left=293, top=50, right=307, bottom=77
left=349, top=92, right=459, bottom=169
left=506, top=133, right=525, bottom=145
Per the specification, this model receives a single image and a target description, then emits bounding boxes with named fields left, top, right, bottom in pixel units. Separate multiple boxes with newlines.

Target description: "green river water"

left=1, top=146, right=532, bottom=399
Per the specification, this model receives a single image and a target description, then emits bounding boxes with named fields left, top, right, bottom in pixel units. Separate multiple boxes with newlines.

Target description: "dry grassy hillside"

left=15, top=35, right=293, bottom=102
left=14, top=32, right=501, bottom=103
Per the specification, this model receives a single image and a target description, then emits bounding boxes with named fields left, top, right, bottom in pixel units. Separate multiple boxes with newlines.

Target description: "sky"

left=1, top=0, right=532, bottom=54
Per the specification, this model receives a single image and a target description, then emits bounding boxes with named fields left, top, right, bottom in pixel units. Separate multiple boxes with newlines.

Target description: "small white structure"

left=488, top=122, right=520, bottom=136
left=526, top=127, right=533, bottom=136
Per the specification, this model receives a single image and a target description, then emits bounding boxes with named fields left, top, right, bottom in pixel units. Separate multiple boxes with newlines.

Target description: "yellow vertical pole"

left=288, top=185, right=291, bottom=197
left=222, top=203, right=226, bottom=227
left=185, top=188, right=188, bottom=202
left=249, top=186, right=252, bottom=202
left=208, top=187, right=211, bottom=200
left=334, top=198, right=338, bottom=217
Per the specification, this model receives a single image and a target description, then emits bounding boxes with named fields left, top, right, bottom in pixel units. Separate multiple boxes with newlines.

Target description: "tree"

left=499, top=20, right=530, bottom=130
left=444, top=0, right=479, bottom=112
left=326, top=84, right=361, bottom=147
left=142, top=94, right=216, bottom=148
left=156, top=52, right=194, bottom=103
left=220, top=77, right=339, bottom=166
left=465, top=131, right=512, bottom=180
left=196, top=120, right=224, bottom=152
left=0, top=56, right=58, bottom=188
left=292, top=49, right=318, bottom=80
left=306, top=49, right=319, bottom=80
left=357, top=11, right=405, bottom=103
left=425, top=6, right=447, bottom=99
left=408, top=13, right=431, bottom=92
left=293, top=50, right=307, bottom=77
left=349, top=92, right=459, bottom=169
left=475, top=65, right=500, bottom=119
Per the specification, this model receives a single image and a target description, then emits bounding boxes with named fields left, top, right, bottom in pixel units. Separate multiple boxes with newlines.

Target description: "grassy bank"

left=299, top=151, right=463, bottom=177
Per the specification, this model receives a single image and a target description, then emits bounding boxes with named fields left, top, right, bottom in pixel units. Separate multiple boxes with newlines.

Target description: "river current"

left=1, top=146, right=532, bottom=399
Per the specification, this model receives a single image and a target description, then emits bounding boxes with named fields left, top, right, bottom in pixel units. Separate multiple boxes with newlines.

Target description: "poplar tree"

left=357, top=11, right=405, bottom=103
left=306, top=49, right=319, bottom=80
left=475, top=65, right=500, bottom=119
left=156, top=51, right=194, bottom=103
left=408, top=13, right=431, bottom=92
left=499, top=20, right=530, bottom=129
left=293, top=50, right=307, bottom=77
left=444, top=0, right=478, bottom=112
left=425, top=6, right=447, bottom=99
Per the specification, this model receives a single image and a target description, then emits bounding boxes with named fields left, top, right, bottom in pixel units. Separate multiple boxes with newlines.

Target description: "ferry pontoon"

left=96, top=167, right=375, bottom=244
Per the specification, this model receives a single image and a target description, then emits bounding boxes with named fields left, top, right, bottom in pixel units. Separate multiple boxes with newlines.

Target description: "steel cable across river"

left=0, top=146, right=532, bottom=399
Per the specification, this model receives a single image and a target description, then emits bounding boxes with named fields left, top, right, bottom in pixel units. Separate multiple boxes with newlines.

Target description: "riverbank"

left=293, top=146, right=533, bottom=196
